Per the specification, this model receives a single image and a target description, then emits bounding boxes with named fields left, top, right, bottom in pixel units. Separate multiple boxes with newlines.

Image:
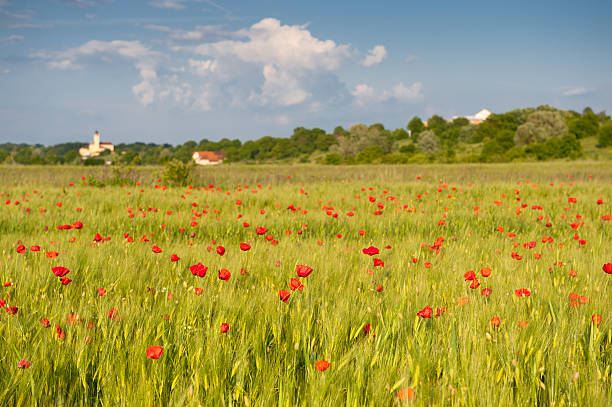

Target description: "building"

left=192, top=151, right=224, bottom=166
left=79, top=131, right=114, bottom=158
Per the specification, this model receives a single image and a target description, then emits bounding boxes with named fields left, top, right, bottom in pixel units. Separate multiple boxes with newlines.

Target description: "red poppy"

left=362, top=246, right=379, bottom=256
left=592, top=314, right=602, bottom=327
left=56, top=324, right=66, bottom=339
left=397, top=388, right=415, bottom=401
left=363, top=324, right=371, bottom=335
left=52, top=266, right=70, bottom=277
left=30, top=245, right=40, bottom=252
left=464, top=270, right=476, bottom=281
left=491, top=316, right=501, bottom=327
left=481, top=287, right=492, bottom=296
left=240, top=243, right=251, bottom=251
left=315, top=360, right=330, bottom=371
left=424, top=262, right=432, bottom=268
left=373, top=258, right=384, bottom=267
left=279, top=290, right=291, bottom=303
left=98, top=288, right=106, bottom=296
left=480, top=267, right=492, bottom=277
left=146, top=346, right=164, bottom=359
left=417, top=306, right=433, bottom=318
left=289, top=278, right=304, bottom=291
left=376, top=285, right=383, bottom=292
left=6, top=306, right=18, bottom=315
left=296, top=265, right=313, bottom=278
left=170, top=254, right=180, bottom=262
left=72, top=221, right=83, bottom=229
left=107, top=308, right=118, bottom=320
left=517, top=320, right=528, bottom=328
left=16, top=245, right=26, bottom=253
left=194, top=287, right=203, bottom=295
left=469, top=279, right=480, bottom=289
left=17, top=359, right=32, bottom=369
left=603, top=263, right=612, bottom=274
left=190, top=263, right=208, bottom=277
left=218, top=268, right=231, bottom=281
left=46, top=251, right=59, bottom=258
left=515, top=288, right=531, bottom=297
left=152, top=245, right=162, bottom=253
left=255, top=227, right=268, bottom=235
left=41, top=318, right=50, bottom=328
left=60, top=277, right=72, bottom=285
left=220, top=323, right=229, bottom=333
left=93, top=233, right=103, bottom=242
left=216, top=246, right=226, bottom=256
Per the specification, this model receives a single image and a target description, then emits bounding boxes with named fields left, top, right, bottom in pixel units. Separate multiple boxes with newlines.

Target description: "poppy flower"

left=6, top=306, right=18, bottom=315
left=16, top=245, right=26, bottom=253
left=464, top=270, right=476, bottom=281
left=98, top=288, right=106, bottom=296
left=41, top=318, right=50, bottom=328
left=362, top=246, right=379, bottom=256
left=93, top=233, right=103, bottom=242
left=255, top=227, right=268, bottom=235
left=279, top=290, right=290, bottom=303
left=397, top=388, right=415, bottom=401
left=170, top=254, right=180, bottom=262
left=480, top=267, right=492, bottom=277
left=515, top=288, right=531, bottom=297
left=190, top=263, right=208, bottom=277
left=220, top=323, right=229, bottom=333
left=152, top=245, right=162, bottom=253
left=60, top=277, right=72, bottom=285
left=376, top=285, right=383, bottom=292
left=52, top=266, right=70, bottom=277
left=194, top=287, right=203, bottom=295
left=296, top=265, right=313, bottom=278
left=56, top=325, right=66, bottom=339
left=107, top=308, right=118, bottom=320
left=592, top=314, right=602, bottom=327
left=435, top=307, right=447, bottom=317
left=424, top=262, right=432, bottom=268
left=30, top=245, right=40, bottom=252
left=240, top=243, right=251, bottom=251
left=491, top=316, right=501, bottom=327
left=469, top=279, right=480, bottom=289
left=289, top=278, right=304, bottom=291
left=216, top=246, right=225, bottom=256
left=218, top=268, right=231, bottom=281
left=315, top=360, right=330, bottom=371
left=603, top=263, right=612, bottom=274
left=373, top=258, right=384, bottom=267
left=363, top=324, right=371, bottom=335
left=17, top=359, right=32, bottom=369
left=417, top=306, right=433, bottom=318
left=481, top=288, right=492, bottom=296
left=517, top=320, right=528, bottom=329
left=146, top=346, right=164, bottom=359
left=72, top=221, right=83, bottom=229
left=46, top=251, right=59, bottom=258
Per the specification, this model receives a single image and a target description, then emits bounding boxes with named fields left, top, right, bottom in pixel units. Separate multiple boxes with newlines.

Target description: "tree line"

left=1, top=105, right=611, bottom=166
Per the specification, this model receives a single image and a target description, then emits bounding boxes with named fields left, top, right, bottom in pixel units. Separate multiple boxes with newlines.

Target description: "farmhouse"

left=79, top=131, right=114, bottom=158
left=192, top=151, right=224, bottom=166
left=451, top=109, right=492, bottom=125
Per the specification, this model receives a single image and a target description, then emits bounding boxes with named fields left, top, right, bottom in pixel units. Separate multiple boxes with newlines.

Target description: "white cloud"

left=149, top=0, right=185, bottom=10
left=0, top=34, right=24, bottom=43
left=144, top=24, right=172, bottom=32
left=563, top=87, right=591, bottom=96
left=362, top=45, right=387, bottom=67
left=351, top=81, right=423, bottom=106
left=189, top=59, right=217, bottom=76
left=32, top=40, right=161, bottom=105
left=383, top=81, right=423, bottom=103
left=174, top=18, right=351, bottom=107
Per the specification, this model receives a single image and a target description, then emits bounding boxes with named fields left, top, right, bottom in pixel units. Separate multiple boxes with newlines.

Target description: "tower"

left=93, top=130, right=100, bottom=149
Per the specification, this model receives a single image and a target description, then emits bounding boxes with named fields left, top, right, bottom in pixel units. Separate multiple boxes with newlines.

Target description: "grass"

left=0, top=163, right=610, bottom=406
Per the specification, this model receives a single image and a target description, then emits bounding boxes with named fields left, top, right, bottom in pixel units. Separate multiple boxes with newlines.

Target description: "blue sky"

left=1, top=0, right=611, bottom=144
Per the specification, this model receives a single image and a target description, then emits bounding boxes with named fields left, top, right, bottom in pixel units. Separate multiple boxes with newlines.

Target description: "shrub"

left=323, top=153, right=343, bottom=165
left=162, top=159, right=193, bottom=186
left=514, top=111, right=568, bottom=146
left=416, top=130, right=440, bottom=154
left=597, top=123, right=612, bottom=147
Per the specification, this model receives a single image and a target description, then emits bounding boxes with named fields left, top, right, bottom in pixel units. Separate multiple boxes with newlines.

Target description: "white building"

left=79, top=131, right=114, bottom=158
left=192, top=151, right=224, bottom=165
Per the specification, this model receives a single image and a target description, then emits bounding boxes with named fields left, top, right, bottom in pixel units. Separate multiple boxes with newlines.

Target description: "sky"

left=1, top=0, right=611, bottom=145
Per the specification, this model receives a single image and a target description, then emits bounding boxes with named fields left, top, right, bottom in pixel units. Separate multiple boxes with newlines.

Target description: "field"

left=0, top=163, right=611, bottom=406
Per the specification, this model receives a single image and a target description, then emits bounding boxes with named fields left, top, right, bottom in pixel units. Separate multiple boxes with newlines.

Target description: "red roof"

left=193, top=151, right=223, bottom=161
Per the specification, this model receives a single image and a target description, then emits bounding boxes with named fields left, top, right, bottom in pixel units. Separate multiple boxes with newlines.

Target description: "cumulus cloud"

left=189, top=59, right=217, bottom=76
left=174, top=18, right=351, bottom=106
left=563, top=87, right=591, bottom=96
left=351, top=81, right=423, bottom=106
left=32, top=40, right=161, bottom=105
left=362, top=45, right=387, bottom=67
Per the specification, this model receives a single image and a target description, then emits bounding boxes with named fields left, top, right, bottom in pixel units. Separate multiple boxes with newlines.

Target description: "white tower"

left=93, top=130, right=100, bottom=149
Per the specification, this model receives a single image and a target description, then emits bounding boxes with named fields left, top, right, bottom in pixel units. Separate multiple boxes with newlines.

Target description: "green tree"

left=416, top=130, right=440, bottom=154
left=355, top=145, right=384, bottom=164
left=598, top=123, right=612, bottom=147
left=568, top=112, right=599, bottom=139
left=407, top=116, right=425, bottom=138
left=514, top=111, right=568, bottom=146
